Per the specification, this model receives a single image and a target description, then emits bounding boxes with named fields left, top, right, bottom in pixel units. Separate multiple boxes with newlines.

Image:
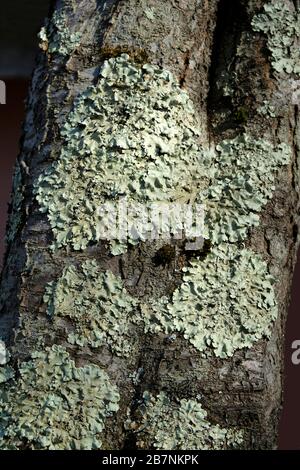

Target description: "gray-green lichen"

left=34, top=54, right=291, bottom=253
left=44, top=260, right=139, bottom=356
left=203, top=135, right=291, bottom=243
left=38, top=10, right=82, bottom=56
left=34, top=54, right=290, bottom=359
left=0, top=345, right=120, bottom=450
left=34, top=54, right=212, bottom=253
left=144, top=8, right=155, bottom=22
left=127, top=391, right=244, bottom=450
left=141, top=244, right=277, bottom=358
left=44, top=248, right=277, bottom=359
left=257, top=100, right=277, bottom=118
left=6, top=162, right=24, bottom=244
left=252, top=0, right=300, bottom=75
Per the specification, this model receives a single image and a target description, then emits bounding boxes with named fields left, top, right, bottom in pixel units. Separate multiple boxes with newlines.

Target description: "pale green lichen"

left=257, top=100, right=277, bottom=118
left=252, top=0, right=300, bottom=75
left=0, top=345, right=120, bottom=450
left=203, top=135, right=291, bottom=243
left=141, top=244, right=277, bottom=358
left=38, top=10, right=82, bottom=56
left=34, top=55, right=291, bottom=252
left=6, top=162, right=24, bottom=244
left=34, top=54, right=212, bottom=253
left=128, top=391, right=244, bottom=450
left=44, top=248, right=277, bottom=359
left=144, top=8, right=155, bottom=22
left=44, top=260, right=139, bottom=356
left=34, top=54, right=289, bottom=360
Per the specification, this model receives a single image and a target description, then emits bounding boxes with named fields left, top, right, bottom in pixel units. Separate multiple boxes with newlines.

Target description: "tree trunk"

left=0, top=0, right=299, bottom=450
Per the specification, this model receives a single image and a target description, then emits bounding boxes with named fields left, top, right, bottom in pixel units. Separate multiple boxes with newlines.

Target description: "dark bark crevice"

left=207, top=0, right=250, bottom=139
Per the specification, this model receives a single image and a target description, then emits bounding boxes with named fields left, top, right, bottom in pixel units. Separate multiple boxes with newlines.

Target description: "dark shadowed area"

left=0, top=1, right=50, bottom=77
left=0, top=80, right=28, bottom=263
left=279, top=252, right=300, bottom=449
left=0, top=0, right=299, bottom=450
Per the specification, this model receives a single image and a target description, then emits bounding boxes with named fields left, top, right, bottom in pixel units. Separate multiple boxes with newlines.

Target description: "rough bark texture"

left=0, top=0, right=299, bottom=449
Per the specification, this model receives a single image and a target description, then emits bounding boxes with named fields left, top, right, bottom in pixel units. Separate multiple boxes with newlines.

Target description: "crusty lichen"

left=127, top=391, right=244, bottom=450
left=141, top=244, right=277, bottom=358
left=203, top=135, right=291, bottom=243
left=0, top=345, right=120, bottom=450
left=34, top=54, right=212, bottom=253
left=44, top=260, right=139, bottom=356
left=252, top=0, right=300, bottom=75
left=38, top=10, right=82, bottom=56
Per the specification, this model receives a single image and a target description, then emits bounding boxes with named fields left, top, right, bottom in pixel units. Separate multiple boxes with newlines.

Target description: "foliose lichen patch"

left=252, top=0, right=300, bottom=75
left=127, top=391, right=244, bottom=450
left=141, top=244, right=277, bottom=358
left=35, top=54, right=212, bottom=253
left=34, top=53, right=291, bottom=253
left=38, top=10, right=82, bottom=56
left=35, top=54, right=290, bottom=359
left=0, top=345, right=120, bottom=450
left=203, top=135, right=291, bottom=243
left=44, top=260, right=139, bottom=356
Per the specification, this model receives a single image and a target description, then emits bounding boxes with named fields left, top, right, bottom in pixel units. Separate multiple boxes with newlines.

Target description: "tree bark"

left=0, top=0, right=299, bottom=450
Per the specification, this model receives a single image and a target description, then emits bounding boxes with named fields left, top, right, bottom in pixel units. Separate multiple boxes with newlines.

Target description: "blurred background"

left=0, top=0, right=299, bottom=449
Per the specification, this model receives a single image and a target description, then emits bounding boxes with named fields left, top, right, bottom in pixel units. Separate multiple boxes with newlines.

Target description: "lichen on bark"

left=44, top=259, right=139, bottom=356
left=0, top=345, right=120, bottom=450
left=126, top=391, right=244, bottom=450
